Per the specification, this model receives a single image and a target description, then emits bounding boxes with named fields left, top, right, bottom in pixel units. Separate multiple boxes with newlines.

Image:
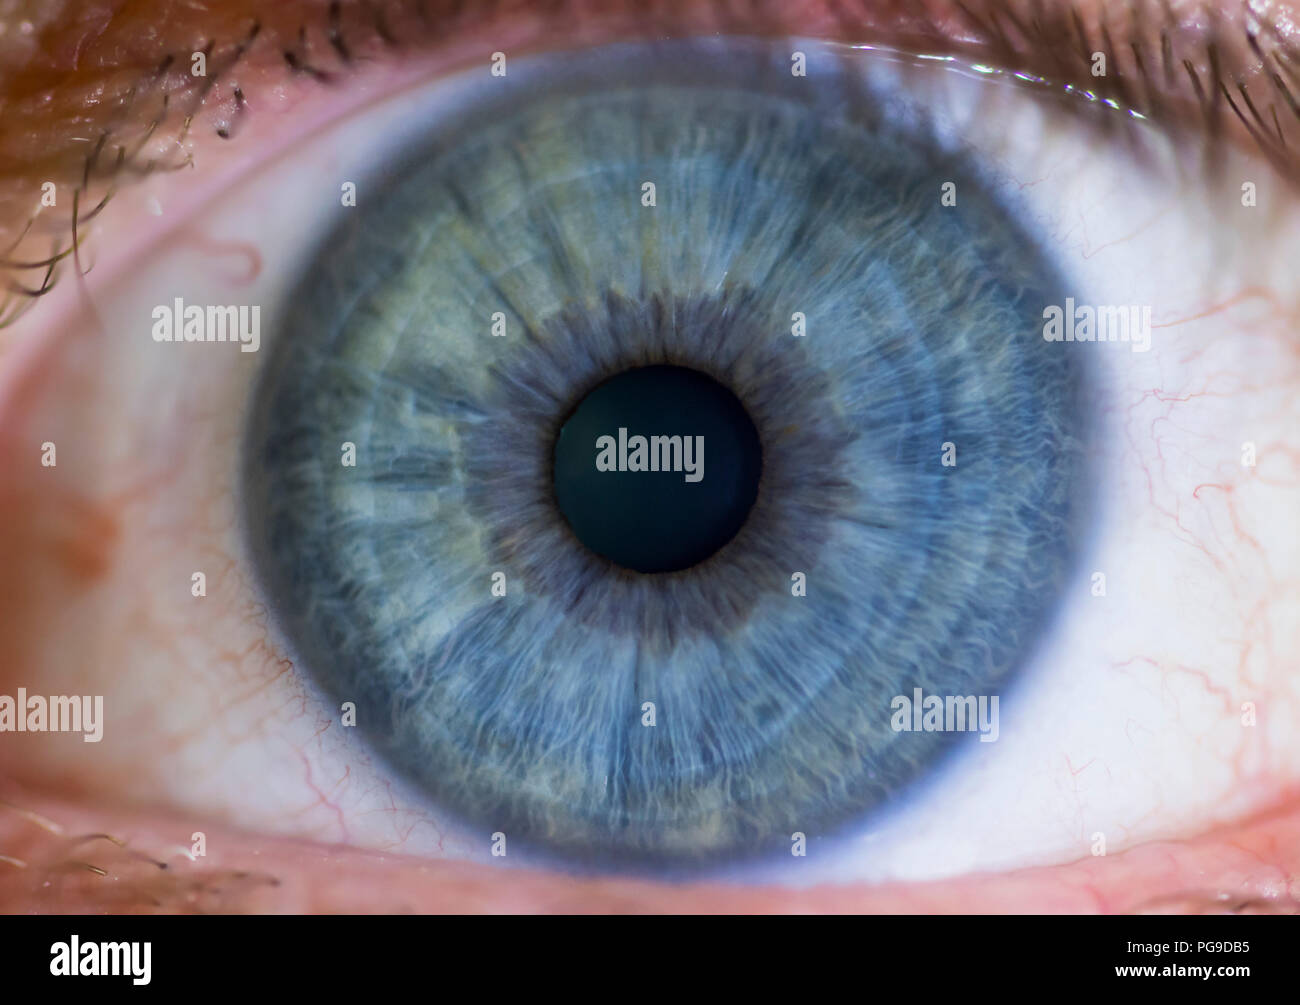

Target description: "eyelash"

left=0, top=0, right=1293, bottom=335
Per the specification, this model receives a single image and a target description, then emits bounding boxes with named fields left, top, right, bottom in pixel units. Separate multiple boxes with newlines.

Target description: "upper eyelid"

left=0, top=0, right=1296, bottom=335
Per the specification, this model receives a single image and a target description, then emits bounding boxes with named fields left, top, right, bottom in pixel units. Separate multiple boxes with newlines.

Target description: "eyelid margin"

left=2, top=0, right=1298, bottom=338
left=3, top=783, right=1299, bottom=913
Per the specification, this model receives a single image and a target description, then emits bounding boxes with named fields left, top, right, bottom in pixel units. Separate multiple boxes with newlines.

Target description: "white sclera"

left=14, top=38, right=1300, bottom=885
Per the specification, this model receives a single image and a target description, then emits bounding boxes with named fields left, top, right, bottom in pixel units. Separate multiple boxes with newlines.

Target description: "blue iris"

left=243, top=46, right=1090, bottom=869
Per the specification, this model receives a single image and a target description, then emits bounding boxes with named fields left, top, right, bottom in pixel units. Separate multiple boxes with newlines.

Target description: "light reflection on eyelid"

left=2, top=0, right=1300, bottom=915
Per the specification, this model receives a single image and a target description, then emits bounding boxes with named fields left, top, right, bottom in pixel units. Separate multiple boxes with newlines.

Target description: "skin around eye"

left=1, top=11, right=1299, bottom=911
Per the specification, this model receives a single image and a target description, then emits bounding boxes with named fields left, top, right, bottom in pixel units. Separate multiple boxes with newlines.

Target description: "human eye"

left=1, top=0, right=1299, bottom=918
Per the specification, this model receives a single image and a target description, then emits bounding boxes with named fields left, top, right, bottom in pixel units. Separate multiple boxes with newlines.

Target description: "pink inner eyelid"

left=4, top=784, right=1300, bottom=913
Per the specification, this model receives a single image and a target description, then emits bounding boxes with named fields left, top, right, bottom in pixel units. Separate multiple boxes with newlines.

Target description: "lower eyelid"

left=3, top=786, right=1299, bottom=913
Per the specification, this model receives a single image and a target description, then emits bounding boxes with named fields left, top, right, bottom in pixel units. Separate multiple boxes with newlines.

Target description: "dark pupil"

left=552, top=365, right=762, bottom=573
